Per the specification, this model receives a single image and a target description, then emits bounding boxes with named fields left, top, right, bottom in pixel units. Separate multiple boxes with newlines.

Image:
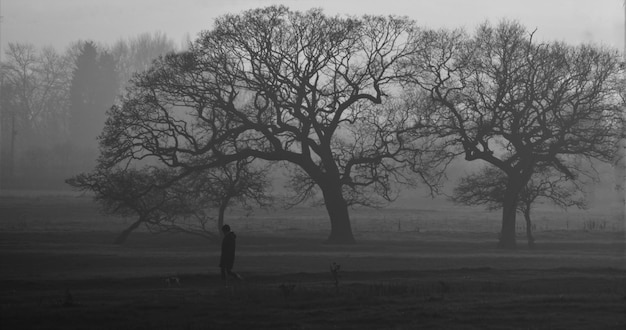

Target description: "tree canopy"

left=97, top=6, right=448, bottom=243
left=110, top=31, right=178, bottom=91
left=0, top=43, right=73, bottom=185
left=68, top=41, right=119, bottom=149
left=404, top=21, right=624, bottom=248
left=451, top=165, right=587, bottom=247
left=66, top=9, right=623, bottom=247
left=67, top=159, right=272, bottom=243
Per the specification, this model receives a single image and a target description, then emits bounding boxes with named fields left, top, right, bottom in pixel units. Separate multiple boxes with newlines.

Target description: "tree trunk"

left=523, top=208, right=535, bottom=248
left=499, top=197, right=517, bottom=249
left=499, top=176, right=524, bottom=249
left=114, top=217, right=144, bottom=244
left=7, top=113, right=16, bottom=178
left=320, top=180, right=355, bottom=244
left=217, top=197, right=229, bottom=237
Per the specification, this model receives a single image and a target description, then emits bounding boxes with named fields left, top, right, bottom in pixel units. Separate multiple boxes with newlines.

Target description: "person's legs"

left=226, top=267, right=242, bottom=280
left=220, top=267, right=227, bottom=280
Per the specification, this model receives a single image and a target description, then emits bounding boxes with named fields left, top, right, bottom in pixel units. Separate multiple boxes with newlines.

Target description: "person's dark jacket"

left=219, top=231, right=236, bottom=269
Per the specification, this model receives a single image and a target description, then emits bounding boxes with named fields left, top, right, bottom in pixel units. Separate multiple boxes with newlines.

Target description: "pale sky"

left=1, top=0, right=624, bottom=53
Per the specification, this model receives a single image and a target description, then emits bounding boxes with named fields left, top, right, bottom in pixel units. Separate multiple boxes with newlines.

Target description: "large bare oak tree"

left=404, top=21, right=623, bottom=248
left=95, top=6, right=445, bottom=243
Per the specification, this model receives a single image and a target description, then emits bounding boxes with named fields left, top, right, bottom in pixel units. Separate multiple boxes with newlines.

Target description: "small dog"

left=165, top=276, right=181, bottom=287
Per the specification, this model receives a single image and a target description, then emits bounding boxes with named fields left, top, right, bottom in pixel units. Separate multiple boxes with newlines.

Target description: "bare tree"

left=96, top=6, right=446, bottom=243
left=68, top=167, right=195, bottom=244
left=0, top=43, right=72, bottom=182
left=451, top=166, right=587, bottom=247
left=1, top=43, right=72, bottom=142
left=66, top=159, right=271, bottom=244
left=188, top=159, right=273, bottom=234
left=405, top=21, right=623, bottom=248
left=68, top=41, right=119, bottom=149
left=109, top=31, right=177, bottom=91
left=616, top=0, right=626, bottom=225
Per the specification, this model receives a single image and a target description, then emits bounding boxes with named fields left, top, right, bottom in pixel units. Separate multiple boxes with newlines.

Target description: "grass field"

left=1, top=193, right=625, bottom=329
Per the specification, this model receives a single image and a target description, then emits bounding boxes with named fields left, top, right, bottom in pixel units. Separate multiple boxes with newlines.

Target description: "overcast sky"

left=1, top=0, right=624, bottom=53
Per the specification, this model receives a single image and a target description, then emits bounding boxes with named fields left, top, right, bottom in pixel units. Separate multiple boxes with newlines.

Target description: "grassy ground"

left=2, top=266, right=625, bottom=329
left=0, top=194, right=625, bottom=329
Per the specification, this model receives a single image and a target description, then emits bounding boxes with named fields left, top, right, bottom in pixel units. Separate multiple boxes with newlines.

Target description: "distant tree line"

left=0, top=32, right=177, bottom=189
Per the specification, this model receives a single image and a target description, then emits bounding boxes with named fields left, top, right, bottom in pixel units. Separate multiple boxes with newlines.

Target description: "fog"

left=0, top=3, right=624, bottom=328
left=2, top=1, right=623, bottom=51
left=1, top=0, right=623, bottom=190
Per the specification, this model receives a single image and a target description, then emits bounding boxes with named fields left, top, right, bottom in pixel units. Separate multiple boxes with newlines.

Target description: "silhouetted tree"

left=68, top=42, right=98, bottom=144
left=0, top=43, right=72, bottom=185
left=405, top=21, right=623, bottom=248
left=68, top=41, right=118, bottom=149
left=451, top=166, right=587, bottom=247
left=110, top=31, right=177, bottom=91
left=0, top=80, right=19, bottom=181
left=66, top=159, right=271, bottom=244
left=96, top=6, right=447, bottom=243
left=68, top=167, right=196, bottom=244
left=193, top=159, right=273, bottom=234
left=615, top=24, right=626, bottom=219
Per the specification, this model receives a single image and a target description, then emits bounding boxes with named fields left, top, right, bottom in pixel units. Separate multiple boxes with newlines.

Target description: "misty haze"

left=1, top=1, right=625, bottom=329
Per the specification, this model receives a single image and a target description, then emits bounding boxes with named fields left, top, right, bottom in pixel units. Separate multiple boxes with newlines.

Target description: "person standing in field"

left=219, top=225, right=242, bottom=280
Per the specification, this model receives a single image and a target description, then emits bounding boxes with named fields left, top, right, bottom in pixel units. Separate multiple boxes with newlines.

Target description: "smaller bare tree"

left=451, top=166, right=587, bottom=248
left=66, top=159, right=271, bottom=243
left=186, top=159, right=273, bottom=235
